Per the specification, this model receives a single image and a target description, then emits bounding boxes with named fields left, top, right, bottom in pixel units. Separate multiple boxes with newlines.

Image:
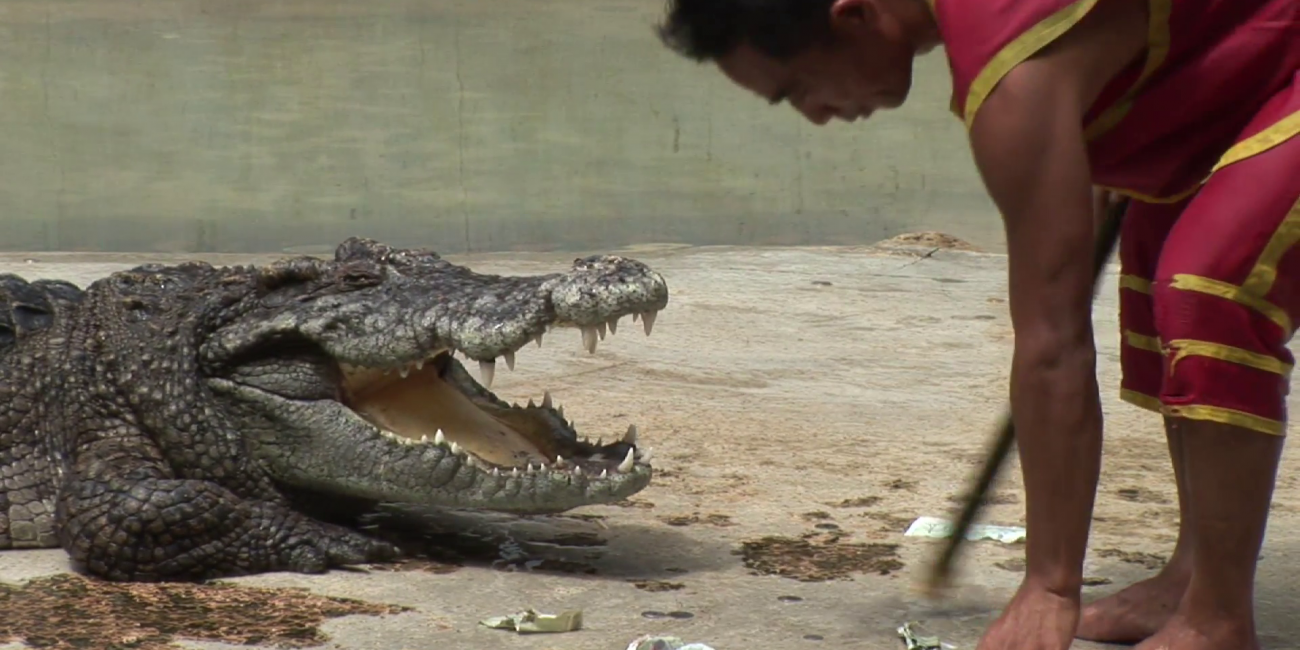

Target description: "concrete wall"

left=0, top=0, right=1001, bottom=254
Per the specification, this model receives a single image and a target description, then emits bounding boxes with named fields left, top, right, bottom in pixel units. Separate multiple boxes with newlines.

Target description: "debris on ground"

left=736, top=531, right=904, bottom=582
left=828, top=496, right=883, bottom=508
left=479, top=608, right=583, bottom=634
left=897, top=621, right=952, bottom=649
left=0, top=573, right=409, bottom=650
left=903, top=516, right=1026, bottom=544
left=626, top=635, right=717, bottom=650
left=878, top=231, right=980, bottom=251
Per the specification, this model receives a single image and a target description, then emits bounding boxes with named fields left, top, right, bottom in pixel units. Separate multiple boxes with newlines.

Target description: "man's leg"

left=1137, top=105, right=1300, bottom=649
left=1140, top=419, right=1284, bottom=649
left=1076, top=198, right=1197, bottom=644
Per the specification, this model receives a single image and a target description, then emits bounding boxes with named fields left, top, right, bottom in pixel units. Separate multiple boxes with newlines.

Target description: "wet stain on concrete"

left=630, top=579, right=686, bottom=592
left=946, top=491, right=1019, bottom=506
left=0, top=573, right=408, bottom=650
left=658, top=513, right=735, bottom=527
left=736, top=531, right=904, bottom=582
left=1095, top=548, right=1168, bottom=571
left=828, top=496, right=882, bottom=508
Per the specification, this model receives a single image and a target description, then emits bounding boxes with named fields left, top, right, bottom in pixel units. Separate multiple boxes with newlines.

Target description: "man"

left=655, top=0, right=1299, bottom=649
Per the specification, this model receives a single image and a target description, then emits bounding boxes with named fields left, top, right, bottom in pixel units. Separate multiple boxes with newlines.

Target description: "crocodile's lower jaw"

left=338, top=351, right=649, bottom=478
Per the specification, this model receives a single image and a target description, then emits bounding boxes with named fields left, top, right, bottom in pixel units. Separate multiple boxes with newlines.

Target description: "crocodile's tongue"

left=340, top=365, right=549, bottom=467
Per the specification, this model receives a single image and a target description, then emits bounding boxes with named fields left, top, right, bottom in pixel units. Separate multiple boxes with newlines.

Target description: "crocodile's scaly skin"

left=0, top=238, right=667, bottom=582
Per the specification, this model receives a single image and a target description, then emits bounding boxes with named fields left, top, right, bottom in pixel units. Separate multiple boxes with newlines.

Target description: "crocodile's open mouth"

left=337, top=324, right=652, bottom=479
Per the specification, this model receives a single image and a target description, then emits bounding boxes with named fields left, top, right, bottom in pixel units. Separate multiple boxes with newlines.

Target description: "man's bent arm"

left=968, top=61, right=1104, bottom=598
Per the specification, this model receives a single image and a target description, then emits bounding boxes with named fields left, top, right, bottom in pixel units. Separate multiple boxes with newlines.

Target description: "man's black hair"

left=656, top=0, right=838, bottom=62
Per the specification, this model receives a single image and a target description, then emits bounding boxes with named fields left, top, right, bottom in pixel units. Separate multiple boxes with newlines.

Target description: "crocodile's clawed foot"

left=284, top=522, right=402, bottom=574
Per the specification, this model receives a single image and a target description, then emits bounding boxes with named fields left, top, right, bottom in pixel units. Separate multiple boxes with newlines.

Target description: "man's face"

left=715, top=0, right=917, bottom=125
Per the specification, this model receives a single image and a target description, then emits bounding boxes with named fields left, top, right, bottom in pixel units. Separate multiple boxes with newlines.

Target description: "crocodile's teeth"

left=599, top=469, right=608, bottom=479
left=597, top=321, right=607, bottom=341
left=642, top=310, right=658, bottom=336
left=504, top=351, right=516, bottom=371
left=450, top=441, right=462, bottom=455
left=479, top=359, right=496, bottom=388
left=553, top=456, right=567, bottom=468
left=623, top=424, right=638, bottom=445
left=534, top=332, right=544, bottom=348
left=608, top=316, right=619, bottom=335
left=573, top=465, right=584, bottom=477
left=632, top=313, right=640, bottom=322
left=617, top=448, right=635, bottom=473
left=557, top=405, right=565, bottom=418
left=420, top=434, right=429, bottom=443
left=415, top=359, right=425, bottom=370
left=434, top=430, right=446, bottom=446
left=511, top=468, right=521, bottom=477
left=595, top=437, right=603, bottom=447
left=527, top=463, right=536, bottom=473
left=581, top=327, right=599, bottom=354
left=528, top=397, right=537, bottom=408
left=491, top=467, right=500, bottom=476
left=399, top=367, right=410, bottom=378
left=639, top=447, right=654, bottom=463
left=542, top=391, right=553, bottom=409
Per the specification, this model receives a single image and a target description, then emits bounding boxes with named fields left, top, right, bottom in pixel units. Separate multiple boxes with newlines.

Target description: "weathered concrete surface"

left=4, top=243, right=1300, bottom=649
left=0, top=0, right=997, bottom=254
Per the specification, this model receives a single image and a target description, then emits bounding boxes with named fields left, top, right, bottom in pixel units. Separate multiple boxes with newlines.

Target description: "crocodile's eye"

left=12, top=304, right=50, bottom=332
left=340, top=270, right=382, bottom=287
left=335, top=262, right=386, bottom=289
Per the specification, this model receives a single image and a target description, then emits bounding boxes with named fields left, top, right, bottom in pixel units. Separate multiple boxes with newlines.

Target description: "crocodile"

left=0, top=237, right=668, bottom=582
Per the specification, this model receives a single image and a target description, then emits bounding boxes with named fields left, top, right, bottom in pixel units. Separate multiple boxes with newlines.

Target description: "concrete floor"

left=4, top=241, right=1300, bottom=649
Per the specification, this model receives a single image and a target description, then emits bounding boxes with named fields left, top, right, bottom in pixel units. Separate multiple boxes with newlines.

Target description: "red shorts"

left=1118, top=86, right=1300, bottom=436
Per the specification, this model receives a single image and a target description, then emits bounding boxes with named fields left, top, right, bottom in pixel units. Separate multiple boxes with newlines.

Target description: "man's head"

left=657, top=0, right=938, bottom=124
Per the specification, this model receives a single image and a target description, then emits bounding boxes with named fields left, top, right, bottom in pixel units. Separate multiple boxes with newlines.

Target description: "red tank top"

left=933, top=0, right=1300, bottom=202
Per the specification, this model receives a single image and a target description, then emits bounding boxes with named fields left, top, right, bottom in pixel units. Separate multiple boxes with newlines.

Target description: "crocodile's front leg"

left=57, top=470, right=400, bottom=582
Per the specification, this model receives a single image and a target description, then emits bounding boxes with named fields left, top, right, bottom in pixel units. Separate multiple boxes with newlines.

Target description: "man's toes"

left=1077, top=598, right=1174, bottom=643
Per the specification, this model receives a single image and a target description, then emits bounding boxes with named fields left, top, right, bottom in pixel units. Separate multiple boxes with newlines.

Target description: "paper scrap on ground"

left=904, top=516, right=1026, bottom=544
left=479, top=608, right=583, bottom=634
left=626, top=635, right=716, bottom=650
left=897, top=622, right=952, bottom=650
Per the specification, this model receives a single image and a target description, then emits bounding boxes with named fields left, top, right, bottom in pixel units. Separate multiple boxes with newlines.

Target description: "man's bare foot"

left=976, top=583, right=1079, bottom=650
left=1134, top=613, right=1258, bottom=650
left=1075, top=569, right=1189, bottom=643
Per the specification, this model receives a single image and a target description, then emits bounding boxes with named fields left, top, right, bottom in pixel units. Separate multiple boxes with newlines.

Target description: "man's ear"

left=829, top=0, right=879, bottom=28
